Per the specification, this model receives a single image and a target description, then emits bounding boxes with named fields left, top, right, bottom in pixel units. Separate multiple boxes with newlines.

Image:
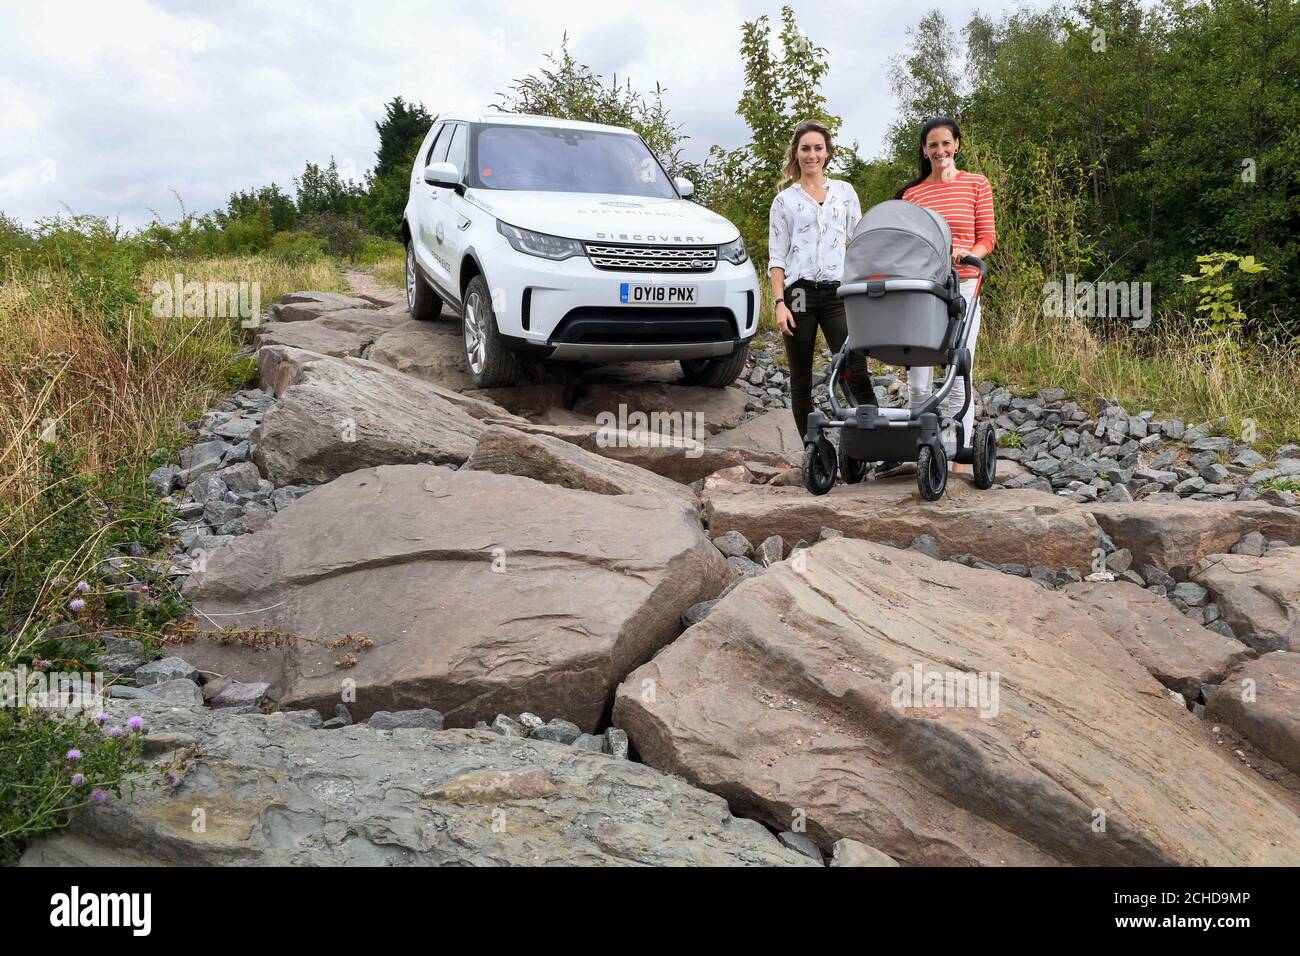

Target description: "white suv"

left=402, top=112, right=759, bottom=387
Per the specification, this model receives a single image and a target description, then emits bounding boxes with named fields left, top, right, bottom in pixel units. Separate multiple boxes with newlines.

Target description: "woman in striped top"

left=897, top=116, right=995, bottom=475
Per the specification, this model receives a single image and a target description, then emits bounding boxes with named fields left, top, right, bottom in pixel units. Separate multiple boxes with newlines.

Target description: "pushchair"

left=801, top=199, right=997, bottom=501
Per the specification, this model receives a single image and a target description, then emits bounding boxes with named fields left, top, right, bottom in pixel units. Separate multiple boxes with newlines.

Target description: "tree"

left=495, top=33, right=688, bottom=176
left=365, top=96, right=434, bottom=239
left=702, top=6, right=845, bottom=268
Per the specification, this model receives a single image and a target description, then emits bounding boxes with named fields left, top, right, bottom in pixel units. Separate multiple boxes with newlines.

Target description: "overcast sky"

left=0, top=0, right=1045, bottom=230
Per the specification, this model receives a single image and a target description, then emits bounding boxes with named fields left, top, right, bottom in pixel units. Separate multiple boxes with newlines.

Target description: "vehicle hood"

left=464, top=190, right=741, bottom=245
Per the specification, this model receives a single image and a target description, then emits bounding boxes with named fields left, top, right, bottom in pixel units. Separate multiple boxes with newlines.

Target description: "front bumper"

left=487, top=241, right=760, bottom=361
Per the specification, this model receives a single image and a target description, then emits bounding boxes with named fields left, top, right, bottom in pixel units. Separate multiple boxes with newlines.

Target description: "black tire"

left=406, top=241, right=442, bottom=322
left=461, top=274, right=521, bottom=387
left=917, top=443, right=948, bottom=501
left=802, top=439, right=836, bottom=496
left=839, top=441, right=867, bottom=484
left=972, top=421, right=998, bottom=489
left=680, top=345, right=750, bottom=387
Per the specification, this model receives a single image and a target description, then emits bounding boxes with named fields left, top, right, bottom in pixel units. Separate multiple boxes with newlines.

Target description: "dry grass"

left=1, top=255, right=346, bottom=629
left=371, top=254, right=405, bottom=291
left=976, top=292, right=1298, bottom=449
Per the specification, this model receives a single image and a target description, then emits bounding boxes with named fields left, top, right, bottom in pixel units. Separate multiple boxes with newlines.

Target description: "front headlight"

left=496, top=221, right=584, bottom=261
left=719, top=236, right=748, bottom=265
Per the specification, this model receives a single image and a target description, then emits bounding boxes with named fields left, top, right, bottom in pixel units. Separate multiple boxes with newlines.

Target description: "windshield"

left=469, top=124, right=677, bottom=198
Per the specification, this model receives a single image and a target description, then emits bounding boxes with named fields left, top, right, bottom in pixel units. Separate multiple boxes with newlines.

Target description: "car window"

left=444, top=124, right=467, bottom=180
left=469, top=125, right=676, bottom=197
left=426, top=124, right=450, bottom=166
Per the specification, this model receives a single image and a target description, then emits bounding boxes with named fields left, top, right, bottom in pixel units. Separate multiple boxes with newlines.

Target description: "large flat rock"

left=255, top=345, right=523, bottom=423
left=271, top=292, right=375, bottom=323
left=183, top=466, right=727, bottom=730
left=20, top=700, right=814, bottom=867
left=464, top=424, right=698, bottom=509
left=369, top=321, right=478, bottom=392
left=1205, top=652, right=1300, bottom=775
left=613, top=538, right=1300, bottom=865
left=485, top=419, right=744, bottom=484
left=573, top=381, right=751, bottom=433
left=255, top=320, right=372, bottom=357
left=1087, top=500, right=1300, bottom=572
left=703, top=479, right=1102, bottom=572
left=1061, top=581, right=1255, bottom=697
left=1192, top=547, right=1300, bottom=645
left=253, top=352, right=485, bottom=485
left=706, top=409, right=803, bottom=467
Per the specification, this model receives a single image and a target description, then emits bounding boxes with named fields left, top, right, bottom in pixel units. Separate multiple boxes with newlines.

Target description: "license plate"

left=619, top=283, right=698, bottom=304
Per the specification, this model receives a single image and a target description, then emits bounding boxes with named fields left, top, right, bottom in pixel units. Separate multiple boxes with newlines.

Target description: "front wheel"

left=917, top=443, right=948, bottom=501
left=680, top=346, right=749, bottom=387
left=972, top=421, right=997, bottom=489
left=802, top=439, right=836, bottom=496
left=406, top=241, right=442, bottom=321
left=461, top=275, right=521, bottom=387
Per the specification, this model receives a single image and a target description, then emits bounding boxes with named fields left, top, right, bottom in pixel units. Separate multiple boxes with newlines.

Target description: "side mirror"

left=424, top=162, right=460, bottom=188
left=673, top=176, right=695, bottom=198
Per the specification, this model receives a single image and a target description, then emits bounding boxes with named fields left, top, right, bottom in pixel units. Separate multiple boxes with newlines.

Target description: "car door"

left=413, top=123, right=451, bottom=291
left=425, top=122, right=470, bottom=302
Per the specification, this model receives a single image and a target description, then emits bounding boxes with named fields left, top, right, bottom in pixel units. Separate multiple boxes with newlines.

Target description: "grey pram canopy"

left=843, top=199, right=954, bottom=289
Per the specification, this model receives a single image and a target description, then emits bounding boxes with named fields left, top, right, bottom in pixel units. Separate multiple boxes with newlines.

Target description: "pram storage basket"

left=839, top=200, right=960, bottom=367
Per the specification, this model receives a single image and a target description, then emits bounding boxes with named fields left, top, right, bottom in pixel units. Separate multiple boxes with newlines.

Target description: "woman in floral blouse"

left=768, top=119, right=871, bottom=438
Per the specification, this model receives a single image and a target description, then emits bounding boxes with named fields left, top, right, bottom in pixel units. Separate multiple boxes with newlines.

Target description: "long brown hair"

left=895, top=116, right=962, bottom=199
left=779, top=119, right=835, bottom=190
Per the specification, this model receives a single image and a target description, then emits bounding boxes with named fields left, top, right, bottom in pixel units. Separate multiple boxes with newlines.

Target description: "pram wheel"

left=972, top=421, right=997, bottom=489
left=802, top=438, right=837, bottom=496
left=917, top=443, right=947, bottom=501
left=839, top=443, right=868, bottom=484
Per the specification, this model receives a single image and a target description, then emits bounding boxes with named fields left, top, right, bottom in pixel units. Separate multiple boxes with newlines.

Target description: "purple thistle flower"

left=92, top=789, right=107, bottom=804
left=106, top=726, right=124, bottom=738
left=95, top=712, right=110, bottom=725
left=165, top=773, right=178, bottom=786
left=66, top=748, right=82, bottom=763
left=71, top=773, right=86, bottom=786
left=75, top=580, right=91, bottom=594
left=68, top=597, right=85, bottom=612
left=127, top=715, right=144, bottom=731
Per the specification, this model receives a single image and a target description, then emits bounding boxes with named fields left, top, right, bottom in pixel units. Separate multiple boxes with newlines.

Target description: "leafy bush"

left=0, top=707, right=152, bottom=865
left=268, top=229, right=326, bottom=263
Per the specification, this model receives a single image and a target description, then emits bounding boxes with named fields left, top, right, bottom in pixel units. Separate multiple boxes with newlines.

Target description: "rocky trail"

left=26, top=272, right=1300, bottom=866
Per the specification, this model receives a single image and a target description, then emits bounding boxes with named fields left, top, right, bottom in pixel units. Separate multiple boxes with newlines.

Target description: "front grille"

left=584, top=243, right=717, bottom=272
left=550, top=307, right=738, bottom=345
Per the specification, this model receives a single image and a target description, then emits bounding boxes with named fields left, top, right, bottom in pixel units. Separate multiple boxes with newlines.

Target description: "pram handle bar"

left=959, top=254, right=988, bottom=279
left=837, top=278, right=948, bottom=299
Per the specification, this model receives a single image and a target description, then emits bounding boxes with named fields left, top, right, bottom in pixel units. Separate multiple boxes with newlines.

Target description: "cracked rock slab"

left=702, top=480, right=1102, bottom=572
left=1060, top=581, right=1255, bottom=698
left=1087, top=501, right=1300, bottom=572
left=1205, top=652, right=1300, bottom=775
left=182, top=465, right=727, bottom=731
left=1192, top=547, right=1300, bottom=646
left=253, top=353, right=486, bottom=485
left=613, top=537, right=1300, bottom=866
left=19, top=700, right=816, bottom=867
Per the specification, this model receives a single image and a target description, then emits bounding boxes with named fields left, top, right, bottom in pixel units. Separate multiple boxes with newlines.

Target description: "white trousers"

left=908, top=278, right=982, bottom=453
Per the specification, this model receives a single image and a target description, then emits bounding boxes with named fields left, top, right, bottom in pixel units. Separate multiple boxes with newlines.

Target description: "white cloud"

left=0, top=0, right=1037, bottom=229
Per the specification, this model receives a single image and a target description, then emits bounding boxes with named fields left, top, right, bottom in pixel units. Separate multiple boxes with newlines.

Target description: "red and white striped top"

left=903, top=171, right=996, bottom=281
